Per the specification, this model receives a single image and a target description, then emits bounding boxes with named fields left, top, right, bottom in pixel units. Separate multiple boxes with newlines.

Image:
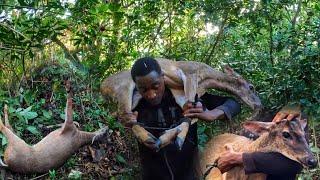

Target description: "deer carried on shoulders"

left=101, top=58, right=262, bottom=151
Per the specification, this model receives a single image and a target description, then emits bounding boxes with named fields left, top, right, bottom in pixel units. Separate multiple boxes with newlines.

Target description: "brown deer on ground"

left=101, top=58, right=262, bottom=151
left=0, top=81, right=108, bottom=173
left=200, top=107, right=317, bottom=180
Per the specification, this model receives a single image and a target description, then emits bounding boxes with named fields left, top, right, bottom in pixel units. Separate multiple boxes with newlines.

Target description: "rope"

left=136, top=122, right=179, bottom=131
left=203, top=161, right=218, bottom=179
left=163, top=150, right=174, bottom=180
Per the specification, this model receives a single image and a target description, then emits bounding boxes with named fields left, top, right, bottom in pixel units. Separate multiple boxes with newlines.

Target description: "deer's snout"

left=306, top=157, right=318, bottom=168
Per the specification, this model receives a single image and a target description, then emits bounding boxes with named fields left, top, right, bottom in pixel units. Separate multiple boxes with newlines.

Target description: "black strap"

left=203, top=161, right=218, bottom=179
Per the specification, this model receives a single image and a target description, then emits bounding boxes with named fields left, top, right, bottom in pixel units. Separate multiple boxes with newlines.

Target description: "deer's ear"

left=299, top=117, right=307, bottom=131
left=242, top=121, right=274, bottom=135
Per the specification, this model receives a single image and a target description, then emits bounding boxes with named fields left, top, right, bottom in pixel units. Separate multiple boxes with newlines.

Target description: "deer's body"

left=200, top=116, right=317, bottom=180
left=201, top=133, right=266, bottom=180
left=1, top=124, right=98, bottom=173
left=0, top=84, right=107, bottom=173
left=101, top=58, right=262, bottom=150
left=101, top=58, right=262, bottom=116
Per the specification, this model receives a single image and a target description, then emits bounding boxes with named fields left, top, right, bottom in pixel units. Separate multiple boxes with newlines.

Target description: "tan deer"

left=101, top=58, right=262, bottom=151
left=0, top=81, right=108, bottom=173
left=200, top=107, right=317, bottom=180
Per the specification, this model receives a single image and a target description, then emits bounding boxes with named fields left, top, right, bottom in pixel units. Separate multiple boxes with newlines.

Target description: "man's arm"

left=218, top=109, right=305, bottom=176
left=217, top=150, right=302, bottom=176
left=242, top=152, right=302, bottom=175
left=183, top=93, right=240, bottom=121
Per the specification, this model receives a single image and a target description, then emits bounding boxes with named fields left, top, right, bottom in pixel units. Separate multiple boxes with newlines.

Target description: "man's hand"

left=183, top=102, right=224, bottom=121
left=217, top=145, right=243, bottom=173
left=272, top=105, right=301, bottom=122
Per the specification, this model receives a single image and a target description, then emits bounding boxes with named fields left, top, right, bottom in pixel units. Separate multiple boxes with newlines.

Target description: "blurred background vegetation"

left=0, top=0, right=319, bottom=179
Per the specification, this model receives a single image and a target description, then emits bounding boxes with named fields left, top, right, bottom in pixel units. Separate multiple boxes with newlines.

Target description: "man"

left=217, top=108, right=305, bottom=180
left=129, top=57, right=240, bottom=180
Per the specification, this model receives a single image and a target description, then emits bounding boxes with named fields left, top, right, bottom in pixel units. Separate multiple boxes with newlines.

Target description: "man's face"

left=135, top=71, right=165, bottom=106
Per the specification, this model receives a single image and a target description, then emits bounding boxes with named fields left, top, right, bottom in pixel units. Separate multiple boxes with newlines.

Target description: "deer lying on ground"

left=101, top=58, right=262, bottom=150
left=0, top=81, right=107, bottom=173
left=200, top=108, right=317, bottom=180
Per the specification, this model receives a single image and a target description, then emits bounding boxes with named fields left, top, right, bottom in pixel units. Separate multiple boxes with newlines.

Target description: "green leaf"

left=68, top=170, right=82, bottom=180
left=310, top=146, right=320, bottom=153
left=60, top=113, right=65, bottom=120
left=42, top=110, right=52, bottom=119
left=27, top=126, right=40, bottom=135
left=116, top=154, right=126, bottom=164
left=0, top=134, right=8, bottom=146
left=18, top=106, right=38, bottom=121
left=22, top=111, right=38, bottom=120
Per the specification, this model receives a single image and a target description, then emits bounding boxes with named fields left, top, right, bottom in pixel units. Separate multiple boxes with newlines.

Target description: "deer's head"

left=223, top=66, right=262, bottom=114
left=243, top=118, right=318, bottom=168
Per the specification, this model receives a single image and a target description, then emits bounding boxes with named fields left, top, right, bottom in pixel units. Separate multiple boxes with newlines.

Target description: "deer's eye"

left=282, top=132, right=291, bottom=139
left=249, top=84, right=255, bottom=91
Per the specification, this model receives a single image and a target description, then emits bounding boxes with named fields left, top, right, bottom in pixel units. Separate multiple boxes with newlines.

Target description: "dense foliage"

left=0, top=0, right=319, bottom=179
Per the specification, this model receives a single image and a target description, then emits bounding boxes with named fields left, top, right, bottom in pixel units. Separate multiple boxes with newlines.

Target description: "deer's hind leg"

left=0, top=106, right=27, bottom=146
left=60, top=89, right=77, bottom=134
left=3, top=105, right=13, bottom=132
left=0, top=107, right=31, bottom=168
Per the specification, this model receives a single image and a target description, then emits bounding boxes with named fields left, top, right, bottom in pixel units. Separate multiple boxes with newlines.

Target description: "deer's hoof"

left=175, top=136, right=185, bottom=151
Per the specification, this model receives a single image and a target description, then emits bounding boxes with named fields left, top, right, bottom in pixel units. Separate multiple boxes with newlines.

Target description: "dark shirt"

left=243, top=152, right=302, bottom=180
left=133, top=87, right=240, bottom=180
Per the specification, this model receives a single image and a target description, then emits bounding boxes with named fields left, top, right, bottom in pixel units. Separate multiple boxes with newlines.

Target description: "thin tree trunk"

left=291, top=0, right=302, bottom=30
left=204, top=13, right=228, bottom=64
left=269, top=18, right=273, bottom=65
left=290, top=0, right=302, bottom=58
left=52, top=36, right=86, bottom=73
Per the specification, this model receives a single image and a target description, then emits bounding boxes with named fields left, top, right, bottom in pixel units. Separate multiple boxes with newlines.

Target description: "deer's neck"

left=200, top=70, right=238, bottom=95
left=245, top=133, right=275, bottom=153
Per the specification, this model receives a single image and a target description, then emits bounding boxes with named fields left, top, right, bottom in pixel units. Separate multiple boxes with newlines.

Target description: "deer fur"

left=200, top=110, right=316, bottom=180
left=101, top=58, right=262, bottom=116
left=0, top=82, right=107, bottom=174
left=101, top=58, right=262, bottom=150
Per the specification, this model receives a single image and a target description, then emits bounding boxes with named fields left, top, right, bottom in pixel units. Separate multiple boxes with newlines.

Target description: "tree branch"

left=204, top=13, right=228, bottom=64
left=0, top=22, right=31, bottom=42
left=291, top=0, right=302, bottom=30
left=51, top=36, right=86, bottom=73
left=269, top=17, right=273, bottom=65
left=148, top=15, right=169, bottom=51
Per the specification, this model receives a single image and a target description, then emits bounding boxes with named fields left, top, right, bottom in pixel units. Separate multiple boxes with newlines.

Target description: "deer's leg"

left=175, top=121, right=190, bottom=150
left=132, top=124, right=157, bottom=145
left=0, top=106, right=27, bottom=146
left=3, top=105, right=13, bottom=132
left=0, top=110, right=29, bottom=169
left=156, top=126, right=181, bottom=150
left=61, top=90, right=77, bottom=134
left=76, top=127, right=108, bottom=145
left=46, top=121, right=80, bottom=129
left=154, top=120, right=190, bottom=150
